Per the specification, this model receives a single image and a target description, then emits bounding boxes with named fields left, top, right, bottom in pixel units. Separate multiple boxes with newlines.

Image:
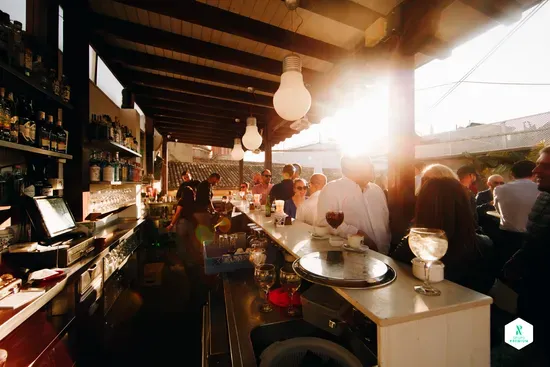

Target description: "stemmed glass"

left=254, top=264, right=276, bottom=313
left=408, top=228, right=448, bottom=296
left=326, top=211, right=344, bottom=231
left=239, top=191, right=245, bottom=200
left=280, top=266, right=302, bottom=316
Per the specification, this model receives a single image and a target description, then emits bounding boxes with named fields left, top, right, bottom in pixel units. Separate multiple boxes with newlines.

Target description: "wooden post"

left=145, top=117, right=154, bottom=176
left=239, top=159, right=244, bottom=188
left=264, top=120, right=272, bottom=172
left=161, top=138, right=168, bottom=194
left=387, top=48, right=416, bottom=241
left=62, top=0, right=90, bottom=221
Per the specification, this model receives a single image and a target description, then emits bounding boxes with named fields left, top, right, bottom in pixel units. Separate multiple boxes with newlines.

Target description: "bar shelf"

left=86, top=140, right=142, bottom=158
left=0, top=139, right=72, bottom=159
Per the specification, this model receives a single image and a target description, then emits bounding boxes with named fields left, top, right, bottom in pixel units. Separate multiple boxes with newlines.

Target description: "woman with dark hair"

left=284, top=178, right=307, bottom=219
left=389, top=177, right=495, bottom=294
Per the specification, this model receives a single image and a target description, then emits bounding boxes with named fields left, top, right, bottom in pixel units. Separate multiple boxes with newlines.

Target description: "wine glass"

left=326, top=211, right=344, bottom=230
left=239, top=190, right=245, bottom=200
left=280, top=266, right=302, bottom=316
left=254, top=264, right=276, bottom=313
left=408, top=228, right=448, bottom=296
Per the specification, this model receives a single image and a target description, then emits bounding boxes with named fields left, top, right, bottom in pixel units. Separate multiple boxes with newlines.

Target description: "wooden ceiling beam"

left=99, top=43, right=279, bottom=94
left=161, top=135, right=233, bottom=148
left=115, top=0, right=347, bottom=63
left=90, top=13, right=320, bottom=82
left=461, top=0, right=523, bottom=23
left=298, top=0, right=382, bottom=31
left=131, top=86, right=274, bottom=117
left=151, top=115, right=243, bottom=130
left=121, top=68, right=274, bottom=107
left=147, top=108, right=238, bottom=125
left=136, top=97, right=256, bottom=122
left=156, top=127, right=240, bottom=140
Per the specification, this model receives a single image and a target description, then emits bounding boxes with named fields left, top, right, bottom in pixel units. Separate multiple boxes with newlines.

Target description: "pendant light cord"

left=288, top=5, right=303, bottom=56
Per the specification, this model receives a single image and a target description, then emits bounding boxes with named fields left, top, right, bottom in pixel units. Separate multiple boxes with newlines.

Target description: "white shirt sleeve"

left=316, top=186, right=358, bottom=237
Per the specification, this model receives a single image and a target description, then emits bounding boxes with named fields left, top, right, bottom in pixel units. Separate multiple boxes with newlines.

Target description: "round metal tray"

left=292, top=251, right=396, bottom=289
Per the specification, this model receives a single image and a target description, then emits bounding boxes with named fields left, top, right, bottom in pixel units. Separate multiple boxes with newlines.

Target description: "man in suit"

left=476, top=174, right=505, bottom=207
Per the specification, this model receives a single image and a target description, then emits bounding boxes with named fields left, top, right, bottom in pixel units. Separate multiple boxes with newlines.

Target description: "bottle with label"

left=102, top=153, right=114, bottom=182
left=36, top=111, right=50, bottom=150
left=23, top=164, right=36, bottom=197
left=33, top=55, right=49, bottom=90
left=112, top=152, right=120, bottom=182
left=265, top=194, right=271, bottom=217
left=0, top=88, right=8, bottom=141
left=12, top=21, right=24, bottom=72
left=0, top=12, right=11, bottom=63
left=50, top=69, right=60, bottom=96
left=41, top=165, right=53, bottom=197
left=61, top=75, right=70, bottom=103
left=55, top=119, right=67, bottom=153
left=24, top=47, right=32, bottom=77
left=89, top=153, right=100, bottom=182
left=47, top=115, right=57, bottom=151
left=17, top=95, right=31, bottom=145
left=7, top=93, right=18, bottom=143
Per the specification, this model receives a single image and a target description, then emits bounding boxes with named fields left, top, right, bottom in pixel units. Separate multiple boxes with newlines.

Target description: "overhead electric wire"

left=430, top=0, right=548, bottom=109
left=417, top=80, right=550, bottom=91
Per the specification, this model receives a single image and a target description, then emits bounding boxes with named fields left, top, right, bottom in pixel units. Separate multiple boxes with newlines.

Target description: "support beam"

left=156, top=126, right=242, bottom=139
left=90, top=13, right=320, bottom=81
left=461, top=0, right=523, bottom=23
left=146, top=108, right=237, bottom=125
left=264, top=120, right=273, bottom=173
left=299, top=0, right=382, bottom=31
left=163, top=135, right=233, bottom=148
left=154, top=119, right=244, bottom=133
left=145, top=117, right=155, bottom=176
left=239, top=160, right=244, bottom=189
left=97, top=43, right=279, bottom=93
left=387, top=48, right=416, bottom=241
left=114, top=0, right=347, bottom=63
left=132, top=86, right=273, bottom=117
left=161, top=138, right=168, bottom=194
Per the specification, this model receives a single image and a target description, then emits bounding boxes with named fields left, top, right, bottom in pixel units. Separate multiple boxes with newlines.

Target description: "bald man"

left=296, top=173, right=327, bottom=225
left=476, top=174, right=505, bottom=206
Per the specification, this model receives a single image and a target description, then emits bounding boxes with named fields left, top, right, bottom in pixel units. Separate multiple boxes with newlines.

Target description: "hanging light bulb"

left=231, top=138, right=245, bottom=161
left=273, top=54, right=311, bottom=121
left=241, top=117, right=262, bottom=150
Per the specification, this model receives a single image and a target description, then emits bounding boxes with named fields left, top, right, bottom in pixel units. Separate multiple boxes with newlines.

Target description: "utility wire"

left=417, top=80, right=550, bottom=91
left=430, top=0, right=548, bottom=109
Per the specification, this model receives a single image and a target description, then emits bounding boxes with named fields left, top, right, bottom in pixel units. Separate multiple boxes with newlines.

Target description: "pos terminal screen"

left=34, top=197, right=76, bottom=238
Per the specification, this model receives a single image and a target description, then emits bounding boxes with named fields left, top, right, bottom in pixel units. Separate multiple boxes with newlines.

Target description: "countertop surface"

left=233, top=203, right=492, bottom=326
left=0, top=218, right=145, bottom=341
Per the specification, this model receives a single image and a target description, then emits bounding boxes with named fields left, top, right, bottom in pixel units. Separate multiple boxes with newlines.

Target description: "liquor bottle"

left=47, top=115, right=57, bottom=151
left=23, top=164, right=36, bottom=197
left=50, top=69, right=60, bottom=96
left=55, top=119, right=67, bottom=153
left=0, top=88, right=8, bottom=141
left=17, top=95, right=31, bottom=145
left=8, top=93, right=18, bottom=143
left=61, top=75, right=70, bottom=103
left=0, top=12, right=11, bottom=63
left=265, top=194, right=271, bottom=217
left=41, top=165, right=53, bottom=197
left=33, top=55, right=49, bottom=90
left=89, top=153, right=100, bottom=182
left=24, top=47, right=32, bottom=77
left=121, top=159, right=128, bottom=182
left=103, top=153, right=114, bottom=182
left=112, top=152, right=120, bottom=182
left=36, top=111, right=50, bottom=149
left=12, top=21, right=24, bottom=71
left=3, top=92, right=17, bottom=143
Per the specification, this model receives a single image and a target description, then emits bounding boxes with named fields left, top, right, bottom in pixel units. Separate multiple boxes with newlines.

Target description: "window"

left=89, top=45, right=96, bottom=82
left=58, top=6, right=63, bottom=52
left=0, top=0, right=26, bottom=30
left=96, top=56, right=123, bottom=107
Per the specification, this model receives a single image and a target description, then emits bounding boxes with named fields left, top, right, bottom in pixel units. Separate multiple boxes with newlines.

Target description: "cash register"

left=6, top=196, right=96, bottom=270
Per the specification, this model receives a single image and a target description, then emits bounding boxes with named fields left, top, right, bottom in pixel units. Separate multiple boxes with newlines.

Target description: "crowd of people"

left=169, top=146, right=550, bottom=364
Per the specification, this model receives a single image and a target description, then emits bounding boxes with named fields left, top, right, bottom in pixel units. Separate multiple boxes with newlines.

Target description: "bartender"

left=193, top=173, right=221, bottom=227
left=167, top=184, right=196, bottom=260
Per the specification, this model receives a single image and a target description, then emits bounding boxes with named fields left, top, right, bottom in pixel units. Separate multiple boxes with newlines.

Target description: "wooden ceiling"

left=88, top=0, right=543, bottom=148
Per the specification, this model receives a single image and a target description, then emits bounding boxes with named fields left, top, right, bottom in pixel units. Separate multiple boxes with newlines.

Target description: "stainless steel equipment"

left=292, top=251, right=396, bottom=289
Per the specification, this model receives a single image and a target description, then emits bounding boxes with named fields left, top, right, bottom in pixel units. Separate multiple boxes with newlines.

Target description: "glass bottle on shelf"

left=17, top=95, right=30, bottom=145
left=61, top=75, right=70, bottom=103
left=47, top=115, right=57, bottom=151
left=50, top=69, right=60, bottom=96
left=90, top=153, right=100, bottom=183
left=0, top=88, right=9, bottom=142
left=103, top=153, right=114, bottom=182
left=8, top=93, right=18, bottom=143
left=114, top=117, right=121, bottom=143
left=55, top=119, right=67, bottom=153
left=24, top=47, right=32, bottom=77
left=12, top=21, right=24, bottom=71
left=36, top=111, right=49, bottom=149
left=33, top=163, right=43, bottom=197
left=0, top=12, right=11, bottom=63
left=33, top=55, right=49, bottom=90
left=41, top=165, right=53, bottom=197
left=23, top=164, right=36, bottom=197
left=112, top=152, right=120, bottom=182
left=3, top=92, right=16, bottom=143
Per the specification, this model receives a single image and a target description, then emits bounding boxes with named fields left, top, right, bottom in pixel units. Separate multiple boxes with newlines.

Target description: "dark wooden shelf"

left=86, top=140, right=142, bottom=158
left=0, top=60, right=73, bottom=109
left=0, top=139, right=72, bottom=159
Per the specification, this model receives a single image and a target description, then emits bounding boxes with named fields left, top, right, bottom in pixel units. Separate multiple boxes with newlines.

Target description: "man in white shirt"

left=296, top=173, right=327, bottom=225
left=494, top=160, right=539, bottom=233
left=316, top=155, right=391, bottom=254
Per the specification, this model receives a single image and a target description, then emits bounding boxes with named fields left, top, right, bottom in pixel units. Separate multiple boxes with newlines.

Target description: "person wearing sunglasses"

left=284, top=178, right=307, bottom=219
left=251, top=169, right=273, bottom=205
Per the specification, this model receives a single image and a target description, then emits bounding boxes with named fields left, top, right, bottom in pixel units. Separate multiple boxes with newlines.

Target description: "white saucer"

left=309, top=232, right=330, bottom=240
left=342, top=243, right=369, bottom=253
left=329, top=237, right=345, bottom=247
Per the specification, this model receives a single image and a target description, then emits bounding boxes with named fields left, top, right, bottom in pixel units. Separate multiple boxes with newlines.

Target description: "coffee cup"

left=312, top=226, right=329, bottom=237
left=347, top=234, right=365, bottom=249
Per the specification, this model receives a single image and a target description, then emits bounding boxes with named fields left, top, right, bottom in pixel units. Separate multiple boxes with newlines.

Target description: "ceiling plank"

left=131, top=85, right=274, bottom=117
left=299, top=0, right=382, bottom=31
left=90, top=12, right=320, bottom=81
left=120, top=68, right=274, bottom=107
left=461, top=0, right=523, bottom=22
left=151, top=115, right=244, bottom=130
left=115, top=0, right=347, bottom=63
left=156, top=128, right=239, bottom=140
left=99, top=42, right=279, bottom=93
left=147, top=108, right=237, bottom=125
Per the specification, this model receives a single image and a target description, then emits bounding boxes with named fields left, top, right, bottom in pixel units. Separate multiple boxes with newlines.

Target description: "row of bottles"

left=88, top=114, right=139, bottom=152
left=0, top=10, right=71, bottom=102
left=0, top=87, right=67, bottom=153
left=89, top=152, right=143, bottom=183
left=0, top=163, right=54, bottom=205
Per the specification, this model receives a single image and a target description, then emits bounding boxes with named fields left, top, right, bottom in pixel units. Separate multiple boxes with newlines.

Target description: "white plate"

left=309, top=232, right=330, bottom=240
left=342, top=243, right=369, bottom=253
left=329, top=237, right=345, bottom=247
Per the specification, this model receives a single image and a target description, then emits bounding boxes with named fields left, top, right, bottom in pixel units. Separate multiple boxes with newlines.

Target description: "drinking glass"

left=254, top=264, right=276, bottom=313
left=239, top=191, right=245, bottom=200
left=408, top=228, right=448, bottom=296
left=249, top=247, right=266, bottom=266
left=325, top=211, right=344, bottom=230
left=280, top=266, right=302, bottom=316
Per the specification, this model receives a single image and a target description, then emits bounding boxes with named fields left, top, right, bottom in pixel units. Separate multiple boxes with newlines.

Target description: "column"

left=264, top=120, right=273, bottom=172
left=239, top=159, right=244, bottom=187
left=387, top=50, right=416, bottom=240
left=161, top=138, right=168, bottom=194
left=145, top=117, right=154, bottom=176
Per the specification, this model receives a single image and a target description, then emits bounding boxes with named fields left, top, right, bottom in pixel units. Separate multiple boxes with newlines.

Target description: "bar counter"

left=0, top=218, right=145, bottom=343
left=233, top=203, right=493, bottom=367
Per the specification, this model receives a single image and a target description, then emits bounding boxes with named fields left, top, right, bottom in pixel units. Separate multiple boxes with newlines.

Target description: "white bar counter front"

left=232, top=202, right=492, bottom=367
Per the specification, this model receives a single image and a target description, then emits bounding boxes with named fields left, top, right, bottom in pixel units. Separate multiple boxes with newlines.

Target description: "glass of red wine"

left=325, top=211, right=344, bottom=230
